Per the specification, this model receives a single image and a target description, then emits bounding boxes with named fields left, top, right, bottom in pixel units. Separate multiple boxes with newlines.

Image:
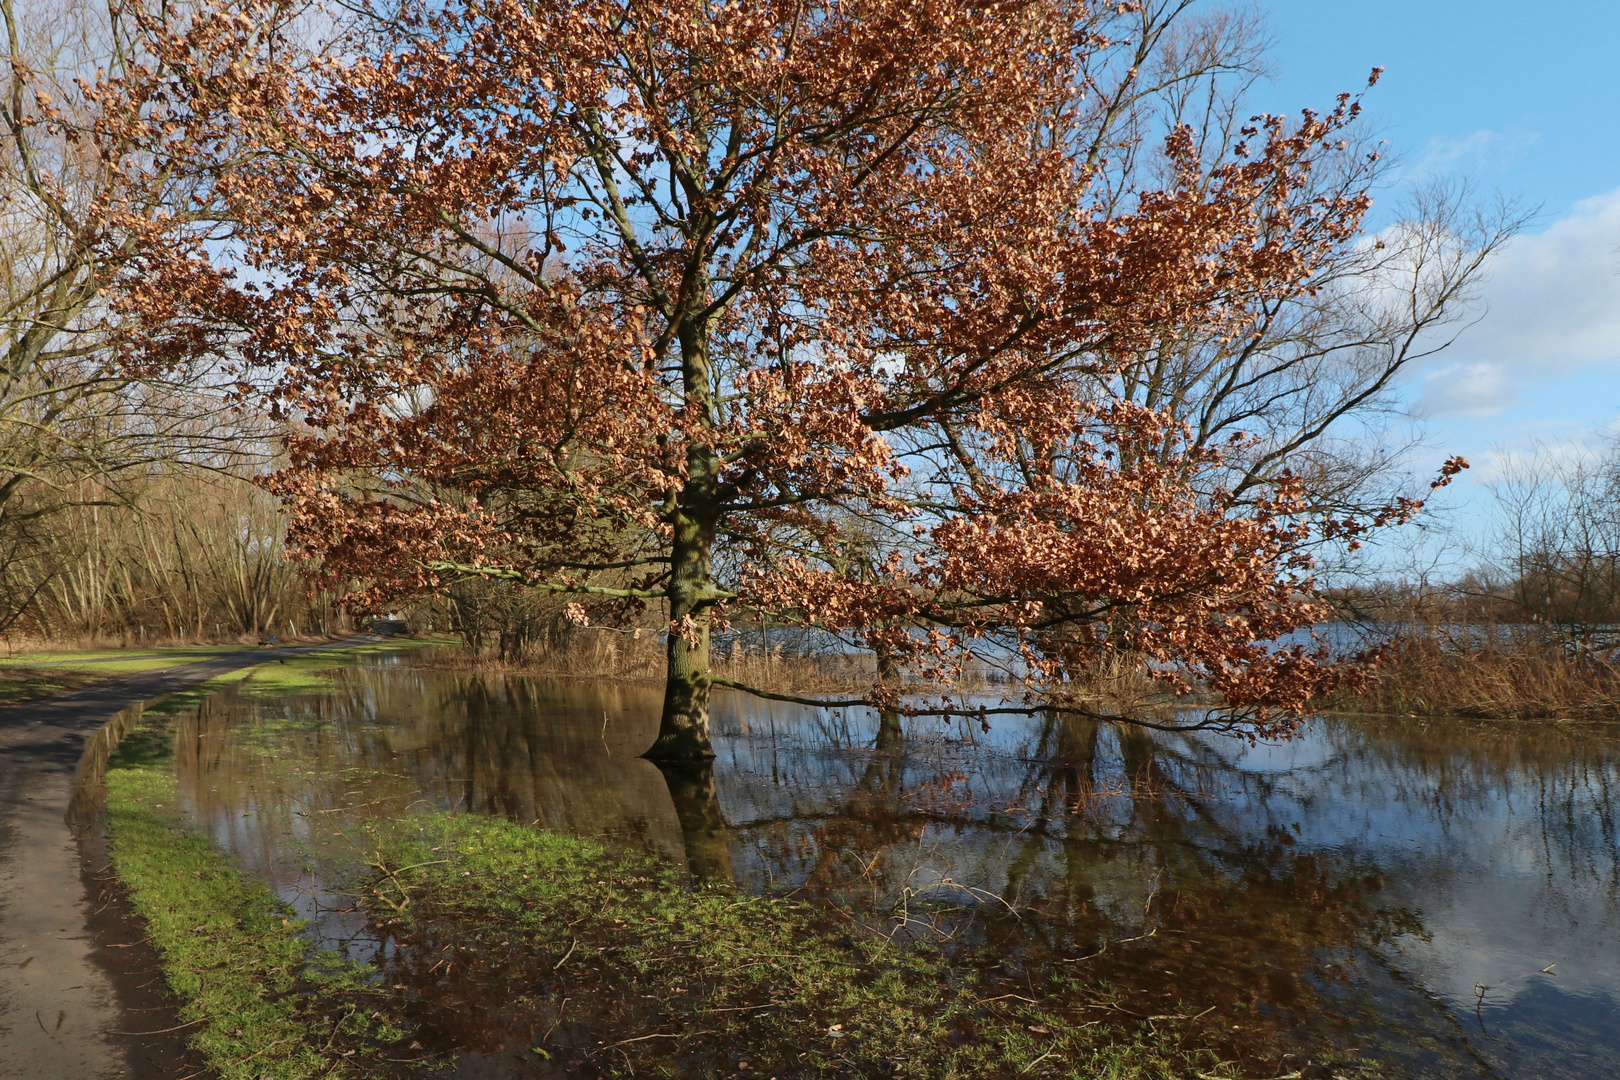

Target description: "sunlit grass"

left=0, top=665, right=110, bottom=706
left=226, top=638, right=448, bottom=698
left=2, top=645, right=263, bottom=677
left=5, top=645, right=254, bottom=662
left=21, top=656, right=207, bottom=674
left=1, top=635, right=447, bottom=686
left=104, top=721, right=407, bottom=1079
left=106, top=767, right=332, bottom=1080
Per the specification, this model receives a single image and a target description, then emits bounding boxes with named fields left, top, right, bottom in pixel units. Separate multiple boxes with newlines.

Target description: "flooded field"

left=147, top=653, right=1620, bottom=1078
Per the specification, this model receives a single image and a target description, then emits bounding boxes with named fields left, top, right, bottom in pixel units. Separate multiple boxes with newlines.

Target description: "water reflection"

left=168, top=660, right=1620, bottom=1078
left=68, top=701, right=147, bottom=833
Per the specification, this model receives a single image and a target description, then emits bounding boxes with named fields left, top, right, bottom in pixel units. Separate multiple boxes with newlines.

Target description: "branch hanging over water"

left=709, top=674, right=871, bottom=709
left=709, top=674, right=1245, bottom=733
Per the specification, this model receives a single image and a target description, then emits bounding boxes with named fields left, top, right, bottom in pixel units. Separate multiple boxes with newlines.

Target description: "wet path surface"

left=0, top=639, right=373, bottom=1080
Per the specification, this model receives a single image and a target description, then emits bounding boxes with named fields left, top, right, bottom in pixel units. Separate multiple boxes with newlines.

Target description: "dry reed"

left=414, top=626, right=1011, bottom=697
left=1333, top=624, right=1620, bottom=721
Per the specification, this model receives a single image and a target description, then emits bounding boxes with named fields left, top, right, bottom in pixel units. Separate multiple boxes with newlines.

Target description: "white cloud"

left=1408, top=128, right=1540, bottom=181
left=1419, top=361, right=1511, bottom=416
left=1470, top=429, right=1613, bottom=484
left=1417, top=187, right=1620, bottom=416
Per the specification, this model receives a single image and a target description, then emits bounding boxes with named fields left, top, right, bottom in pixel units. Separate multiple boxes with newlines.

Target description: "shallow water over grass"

left=166, top=654, right=1620, bottom=1078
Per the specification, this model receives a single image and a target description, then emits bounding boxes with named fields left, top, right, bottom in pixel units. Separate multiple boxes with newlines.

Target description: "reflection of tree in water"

left=1030, top=721, right=1582, bottom=1079
left=652, top=760, right=733, bottom=883
left=171, top=668, right=739, bottom=886
left=722, top=709, right=1620, bottom=1077
left=725, top=713, right=1453, bottom=1073
left=1318, top=720, right=1620, bottom=919
left=162, top=667, right=1620, bottom=1078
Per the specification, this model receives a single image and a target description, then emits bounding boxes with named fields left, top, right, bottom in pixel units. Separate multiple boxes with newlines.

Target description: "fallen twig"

left=109, top=1018, right=206, bottom=1036
left=589, top=1030, right=716, bottom=1056
left=1020, top=1047, right=1058, bottom=1074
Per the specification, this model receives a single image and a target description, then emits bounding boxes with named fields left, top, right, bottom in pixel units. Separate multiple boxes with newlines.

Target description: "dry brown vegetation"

left=3, top=468, right=359, bottom=645
left=1338, top=625, right=1620, bottom=721
left=1329, top=439, right=1620, bottom=722
left=411, top=624, right=988, bottom=697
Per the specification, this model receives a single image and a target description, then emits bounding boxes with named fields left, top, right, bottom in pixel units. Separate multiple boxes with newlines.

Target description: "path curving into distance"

left=0, top=636, right=382, bottom=1080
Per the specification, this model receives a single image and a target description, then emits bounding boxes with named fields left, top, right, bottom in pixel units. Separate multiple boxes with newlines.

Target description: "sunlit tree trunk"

left=874, top=648, right=904, bottom=754
left=649, top=319, right=721, bottom=761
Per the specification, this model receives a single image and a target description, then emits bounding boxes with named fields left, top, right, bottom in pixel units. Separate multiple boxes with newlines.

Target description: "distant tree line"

left=1336, top=438, right=1620, bottom=651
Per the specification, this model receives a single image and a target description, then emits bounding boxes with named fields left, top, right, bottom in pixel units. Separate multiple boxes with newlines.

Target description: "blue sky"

left=1256, top=1, right=1620, bottom=552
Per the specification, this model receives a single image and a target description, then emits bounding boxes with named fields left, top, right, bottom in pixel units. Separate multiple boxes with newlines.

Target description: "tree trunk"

left=873, top=646, right=903, bottom=753
left=648, top=485, right=718, bottom=760
left=647, top=318, right=720, bottom=762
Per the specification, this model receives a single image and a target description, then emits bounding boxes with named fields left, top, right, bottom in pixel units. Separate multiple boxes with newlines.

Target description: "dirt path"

left=0, top=638, right=376, bottom=1080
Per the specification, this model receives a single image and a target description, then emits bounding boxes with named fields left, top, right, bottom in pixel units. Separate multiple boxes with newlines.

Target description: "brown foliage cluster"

left=83, top=0, right=1456, bottom=744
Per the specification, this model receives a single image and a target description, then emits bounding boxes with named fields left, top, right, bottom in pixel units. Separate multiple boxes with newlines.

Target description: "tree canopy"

left=101, top=0, right=1463, bottom=758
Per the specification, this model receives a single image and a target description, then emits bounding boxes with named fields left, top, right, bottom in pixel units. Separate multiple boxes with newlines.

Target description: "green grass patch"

left=6, top=645, right=255, bottom=663
left=226, top=640, right=437, bottom=699
left=4, top=646, right=264, bottom=677
left=7, top=635, right=443, bottom=673
left=106, top=767, right=331, bottom=1079
left=8, top=647, right=185, bottom=662
left=5, top=636, right=442, bottom=693
left=363, top=813, right=1238, bottom=1079
left=0, top=665, right=110, bottom=707
left=144, top=666, right=266, bottom=718
left=231, top=652, right=364, bottom=698
left=39, top=656, right=206, bottom=674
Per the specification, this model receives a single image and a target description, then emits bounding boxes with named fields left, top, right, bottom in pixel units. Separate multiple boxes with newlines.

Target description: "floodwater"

left=160, top=654, right=1620, bottom=1078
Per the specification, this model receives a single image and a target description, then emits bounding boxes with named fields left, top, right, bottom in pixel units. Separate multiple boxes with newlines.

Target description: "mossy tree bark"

left=873, top=647, right=903, bottom=753
left=649, top=496, right=718, bottom=760
left=647, top=318, right=721, bottom=763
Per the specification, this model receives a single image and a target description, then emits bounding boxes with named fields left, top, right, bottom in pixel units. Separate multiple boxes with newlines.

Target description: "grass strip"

left=219, top=636, right=455, bottom=700
left=103, top=676, right=411, bottom=1080
left=105, top=766, right=335, bottom=1080
left=366, top=812, right=1236, bottom=1079
left=0, top=665, right=110, bottom=707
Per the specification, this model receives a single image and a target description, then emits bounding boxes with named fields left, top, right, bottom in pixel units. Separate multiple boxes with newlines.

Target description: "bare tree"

left=1109, top=182, right=1523, bottom=519
left=0, top=0, right=267, bottom=629
left=1483, top=441, right=1620, bottom=645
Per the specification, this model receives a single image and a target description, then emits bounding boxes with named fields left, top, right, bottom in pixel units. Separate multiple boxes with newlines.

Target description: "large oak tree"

left=108, top=0, right=1450, bottom=759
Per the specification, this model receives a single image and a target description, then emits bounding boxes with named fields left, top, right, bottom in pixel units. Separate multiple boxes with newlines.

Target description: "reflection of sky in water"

left=1211, top=724, right=1620, bottom=1008
left=713, top=695, right=1620, bottom=1075
left=166, top=659, right=1620, bottom=1078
